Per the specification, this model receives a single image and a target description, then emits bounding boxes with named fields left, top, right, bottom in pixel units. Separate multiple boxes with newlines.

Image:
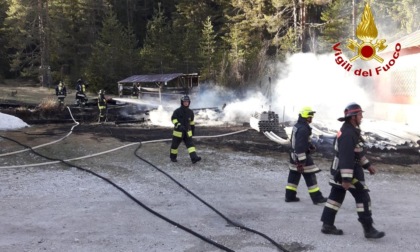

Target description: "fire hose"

left=0, top=107, right=290, bottom=252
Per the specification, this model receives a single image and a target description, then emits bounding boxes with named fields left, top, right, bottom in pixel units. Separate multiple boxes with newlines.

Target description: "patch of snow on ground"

left=0, top=112, right=29, bottom=130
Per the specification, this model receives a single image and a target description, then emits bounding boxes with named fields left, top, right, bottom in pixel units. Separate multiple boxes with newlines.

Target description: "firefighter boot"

left=285, top=188, right=300, bottom=202
left=192, top=156, right=201, bottom=164
left=170, top=153, right=177, bottom=162
left=312, top=196, right=327, bottom=205
left=361, top=222, right=385, bottom=239
left=190, top=152, right=201, bottom=164
left=321, top=224, right=343, bottom=235
left=285, top=197, right=300, bottom=202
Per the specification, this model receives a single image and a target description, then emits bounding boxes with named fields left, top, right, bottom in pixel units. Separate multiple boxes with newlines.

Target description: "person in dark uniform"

left=55, top=81, right=67, bottom=104
left=75, top=78, right=87, bottom=106
left=285, top=106, right=327, bottom=204
left=97, top=89, right=107, bottom=122
left=320, top=103, right=385, bottom=239
left=170, top=95, right=201, bottom=164
left=131, top=83, right=140, bottom=99
left=118, top=83, right=123, bottom=97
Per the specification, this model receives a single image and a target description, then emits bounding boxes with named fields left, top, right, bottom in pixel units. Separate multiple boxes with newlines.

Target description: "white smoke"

left=147, top=84, right=268, bottom=127
left=145, top=52, right=371, bottom=128
left=221, top=92, right=268, bottom=122
left=148, top=105, right=173, bottom=127
left=271, top=52, right=370, bottom=124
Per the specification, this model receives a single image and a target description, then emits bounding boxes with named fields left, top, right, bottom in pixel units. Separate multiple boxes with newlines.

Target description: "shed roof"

left=381, top=29, right=420, bottom=54
left=118, top=73, right=184, bottom=84
left=394, top=29, right=420, bottom=48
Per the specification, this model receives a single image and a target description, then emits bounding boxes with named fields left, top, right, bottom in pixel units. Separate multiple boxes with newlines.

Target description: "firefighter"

left=75, top=79, right=87, bottom=106
left=285, top=106, right=327, bottom=204
left=97, top=89, right=107, bottom=122
left=55, top=81, right=67, bottom=105
left=131, top=83, right=140, bottom=99
left=118, top=83, right=123, bottom=97
left=170, top=95, right=201, bottom=164
left=320, top=103, right=385, bottom=239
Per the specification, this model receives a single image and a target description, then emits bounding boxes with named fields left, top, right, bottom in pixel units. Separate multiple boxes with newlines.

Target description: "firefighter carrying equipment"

left=300, top=106, right=316, bottom=118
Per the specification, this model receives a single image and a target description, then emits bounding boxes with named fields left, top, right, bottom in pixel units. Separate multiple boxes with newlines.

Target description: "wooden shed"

left=117, top=73, right=199, bottom=101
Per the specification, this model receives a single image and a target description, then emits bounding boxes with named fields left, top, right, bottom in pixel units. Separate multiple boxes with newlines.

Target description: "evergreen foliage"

left=0, top=0, right=418, bottom=90
left=318, top=0, right=353, bottom=53
left=199, top=16, right=218, bottom=82
left=85, top=11, right=139, bottom=94
left=139, top=4, right=176, bottom=74
left=0, top=0, right=9, bottom=80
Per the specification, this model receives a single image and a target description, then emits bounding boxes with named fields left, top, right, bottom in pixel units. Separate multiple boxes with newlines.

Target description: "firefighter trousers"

left=285, top=170, right=324, bottom=202
left=321, top=185, right=373, bottom=225
left=170, top=132, right=199, bottom=161
left=98, top=106, right=107, bottom=122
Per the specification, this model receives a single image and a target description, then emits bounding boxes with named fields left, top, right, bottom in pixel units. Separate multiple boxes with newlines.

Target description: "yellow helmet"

left=300, top=106, right=316, bottom=118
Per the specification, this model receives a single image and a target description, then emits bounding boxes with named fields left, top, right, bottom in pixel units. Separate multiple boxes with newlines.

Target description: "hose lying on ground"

left=0, top=134, right=235, bottom=252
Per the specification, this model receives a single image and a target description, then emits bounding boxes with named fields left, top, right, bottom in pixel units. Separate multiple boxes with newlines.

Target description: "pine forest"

left=0, top=0, right=418, bottom=93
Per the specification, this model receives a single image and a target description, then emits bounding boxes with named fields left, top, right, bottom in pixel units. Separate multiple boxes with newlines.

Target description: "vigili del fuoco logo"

left=332, top=2, right=401, bottom=77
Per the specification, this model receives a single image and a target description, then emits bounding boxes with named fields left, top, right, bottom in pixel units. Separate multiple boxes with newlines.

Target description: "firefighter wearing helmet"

left=285, top=106, right=327, bottom=204
left=55, top=81, right=67, bottom=105
left=321, top=103, right=385, bottom=239
left=169, top=95, right=201, bottom=164
left=75, top=78, right=87, bottom=106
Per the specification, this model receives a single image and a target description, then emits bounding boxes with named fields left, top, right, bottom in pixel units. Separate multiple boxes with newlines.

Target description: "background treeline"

left=0, top=0, right=418, bottom=93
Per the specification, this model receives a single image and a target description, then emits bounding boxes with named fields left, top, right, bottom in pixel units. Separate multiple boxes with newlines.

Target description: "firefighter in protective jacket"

left=75, top=79, right=88, bottom=106
left=285, top=106, right=327, bottom=204
left=170, top=95, right=201, bottom=164
left=320, top=103, right=385, bottom=239
left=55, top=81, right=67, bottom=104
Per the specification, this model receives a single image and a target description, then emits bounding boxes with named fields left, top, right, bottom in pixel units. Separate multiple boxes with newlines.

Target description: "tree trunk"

left=38, top=0, right=50, bottom=87
left=352, top=0, right=357, bottom=39
left=293, top=0, right=298, bottom=49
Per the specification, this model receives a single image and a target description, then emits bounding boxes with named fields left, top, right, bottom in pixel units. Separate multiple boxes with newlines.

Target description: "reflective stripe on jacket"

left=329, top=122, right=371, bottom=190
left=171, top=106, right=195, bottom=138
left=289, top=116, right=320, bottom=173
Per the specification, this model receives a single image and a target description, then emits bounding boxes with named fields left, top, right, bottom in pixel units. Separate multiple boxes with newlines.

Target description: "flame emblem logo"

left=346, top=3, right=387, bottom=63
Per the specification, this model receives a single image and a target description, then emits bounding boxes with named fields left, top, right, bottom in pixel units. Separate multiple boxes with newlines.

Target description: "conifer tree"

left=0, top=0, right=10, bottom=79
left=199, top=16, right=218, bottom=82
left=85, top=11, right=138, bottom=94
left=389, top=0, right=419, bottom=36
left=318, top=0, right=353, bottom=53
left=139, top=3, right=176, bottom=73
left=5, top=0, right=42, bottom=78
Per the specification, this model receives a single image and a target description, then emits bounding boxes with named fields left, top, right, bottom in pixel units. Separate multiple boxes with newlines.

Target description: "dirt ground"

left=1, top=122, right=420, bottom=252
left=1, top=82, right=420, bottom=251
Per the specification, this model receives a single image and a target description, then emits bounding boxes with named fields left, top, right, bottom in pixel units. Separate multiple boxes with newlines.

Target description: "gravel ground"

left=1, top=123, right=419, bottom=252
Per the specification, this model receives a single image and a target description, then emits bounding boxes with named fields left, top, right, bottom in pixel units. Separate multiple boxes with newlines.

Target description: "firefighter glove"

left=177, top=124, right=186, bottom=131
left=296, top=162, right=304, bottom=173
left=309, top=144, right=316, bottom=153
